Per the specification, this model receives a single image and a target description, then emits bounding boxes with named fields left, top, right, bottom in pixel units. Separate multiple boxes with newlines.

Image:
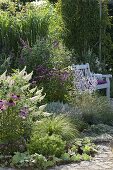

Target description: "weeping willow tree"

left=57, top=0, right=113, bottom=72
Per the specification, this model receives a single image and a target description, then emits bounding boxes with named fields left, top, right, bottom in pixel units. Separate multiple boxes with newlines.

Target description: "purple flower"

left=6, top=99, right=15, bottom=107
left=11, top=94, right=20, bottom=100
left=19, top=107, right=29, bottom=119
left=0, top=100, right=8, bottom=111
left=0, top=100, right=4, bottom=109
left=60, top=71, right=69, bottom=81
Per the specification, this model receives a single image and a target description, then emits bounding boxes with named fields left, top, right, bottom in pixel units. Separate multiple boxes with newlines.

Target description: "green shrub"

left=30, top=65, right=72, bottom=102
left=0, top=67, right=45, bottom=154
left=0, top=53, right=10, bottom=74
left=28, top=134, right=66, bottom=157
left=19, top=39, right=52, bottom=72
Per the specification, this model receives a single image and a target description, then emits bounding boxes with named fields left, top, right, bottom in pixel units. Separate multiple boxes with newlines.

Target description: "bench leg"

left=106, top=87, right=110, bottom=99
left=106, top=77, right=110, bottom=99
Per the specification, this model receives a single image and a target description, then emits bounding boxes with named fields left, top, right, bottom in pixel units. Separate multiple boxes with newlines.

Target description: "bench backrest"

left=72, top=63, right=91, bottom=77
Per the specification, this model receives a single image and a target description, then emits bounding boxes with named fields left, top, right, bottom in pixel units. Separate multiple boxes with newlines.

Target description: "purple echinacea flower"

left=6, top=99, right=15, bottom=107
left=11, top=94, right=20, bottom=100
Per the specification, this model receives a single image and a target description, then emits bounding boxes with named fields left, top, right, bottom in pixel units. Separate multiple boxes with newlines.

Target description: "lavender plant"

left=45, top=101, right=81, bottom=116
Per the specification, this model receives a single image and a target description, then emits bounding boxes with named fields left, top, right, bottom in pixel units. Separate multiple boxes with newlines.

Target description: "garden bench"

left=72, top=63, right=112, bottom=98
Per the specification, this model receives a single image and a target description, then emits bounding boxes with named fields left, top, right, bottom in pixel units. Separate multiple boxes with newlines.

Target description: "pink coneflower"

left=6, top=99, right=15, bottom=107
left=11, top=94, right=20, bottom=100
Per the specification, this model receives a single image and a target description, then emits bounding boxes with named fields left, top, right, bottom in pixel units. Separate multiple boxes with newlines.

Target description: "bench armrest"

left=91, top=73, right=112, bottom=79
left=101, top=74, right=112, bottom=78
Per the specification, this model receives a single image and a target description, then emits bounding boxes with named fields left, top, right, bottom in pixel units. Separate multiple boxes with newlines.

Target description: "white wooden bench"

left=72, top=63, right=112, bottom=98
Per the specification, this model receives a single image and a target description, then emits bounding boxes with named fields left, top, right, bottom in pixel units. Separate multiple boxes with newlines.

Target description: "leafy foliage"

left=45, top=101, right=80, bottom=115
left=11, top=152, right=50, bottom=170
left=11, top=137, right=97, bottom=169
left=61, top=137, right=97, bottom=162
left=30, top=65, right=72, bottom=102
left=45, top=101, right=89, bottom=132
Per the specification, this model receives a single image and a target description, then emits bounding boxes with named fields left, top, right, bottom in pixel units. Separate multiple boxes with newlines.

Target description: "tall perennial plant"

left=0, top=67, right=45, bottom=154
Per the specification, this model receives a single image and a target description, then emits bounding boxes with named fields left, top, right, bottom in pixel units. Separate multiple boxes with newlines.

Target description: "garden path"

left=50, top=144, right=113, bottom=170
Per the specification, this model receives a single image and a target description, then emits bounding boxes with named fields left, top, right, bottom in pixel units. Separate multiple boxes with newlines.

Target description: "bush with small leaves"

left=28, top=134, right=66, bottom=157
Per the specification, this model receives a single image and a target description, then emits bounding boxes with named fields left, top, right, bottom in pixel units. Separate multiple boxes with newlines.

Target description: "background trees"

left=57, top=0, right=113, bottom=72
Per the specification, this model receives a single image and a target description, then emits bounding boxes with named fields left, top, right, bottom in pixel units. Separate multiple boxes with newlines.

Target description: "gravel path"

left=50, top=145, right=113, bottom=170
